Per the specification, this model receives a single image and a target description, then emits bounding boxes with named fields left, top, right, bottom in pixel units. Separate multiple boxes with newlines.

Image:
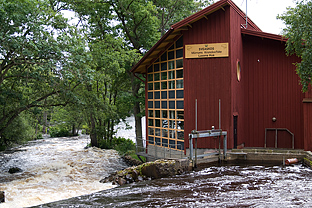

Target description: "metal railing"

left=135, top=137, right=185, bottom=160
left=264, top=128, right=294, bottom=149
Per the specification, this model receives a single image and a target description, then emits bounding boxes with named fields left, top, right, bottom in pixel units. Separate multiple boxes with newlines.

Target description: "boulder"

left=122, top=155, right=142, bottom=166
left=8, top=167, right=23, bottom=174
left=0, top=191, right=4, bottom=203
left=100, top=159, right=190, bottom=186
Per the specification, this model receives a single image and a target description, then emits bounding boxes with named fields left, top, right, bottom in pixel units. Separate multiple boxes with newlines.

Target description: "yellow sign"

left=185, top=43, right=229, bottom=58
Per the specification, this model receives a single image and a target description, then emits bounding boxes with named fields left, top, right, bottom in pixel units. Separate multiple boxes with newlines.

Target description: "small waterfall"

left=0, top=135, right=127, bottom=208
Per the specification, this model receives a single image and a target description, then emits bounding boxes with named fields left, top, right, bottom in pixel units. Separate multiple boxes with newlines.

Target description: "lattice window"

left=147, top=36, right=184, bottom=151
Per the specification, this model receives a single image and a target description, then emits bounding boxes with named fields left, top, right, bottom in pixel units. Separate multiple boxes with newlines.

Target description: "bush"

left=49, top=126, right=70, bottom=137
left=99, top=137, right=136, bottom=155
left=0, top=114, right=35, bottom=148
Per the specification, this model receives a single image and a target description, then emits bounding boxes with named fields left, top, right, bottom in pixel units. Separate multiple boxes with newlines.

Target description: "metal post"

left=195, top=136, right=198, bottom=168
left=189, top=134, right=193, bottom=160
left=275, top=129, right=278, bottom=148
left=265, top=129, right=267, bottom=148
left=195, top=99, right=198, bottom=131
left=219, top=99, right=221, bottom=129
left=155, top=142, right=157, bottom=159
left=223, top=134, right=227, bottom=159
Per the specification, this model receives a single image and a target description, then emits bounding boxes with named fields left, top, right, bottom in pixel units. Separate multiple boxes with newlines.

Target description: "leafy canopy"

left=278, top=0, right=312, bottom=92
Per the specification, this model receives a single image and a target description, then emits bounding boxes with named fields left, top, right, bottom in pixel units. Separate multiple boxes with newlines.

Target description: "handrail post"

left=275, top=129, right=278, bottom=148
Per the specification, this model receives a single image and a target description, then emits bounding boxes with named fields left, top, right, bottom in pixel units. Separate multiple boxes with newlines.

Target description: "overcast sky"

left=231, top=0, right=298, bottom=35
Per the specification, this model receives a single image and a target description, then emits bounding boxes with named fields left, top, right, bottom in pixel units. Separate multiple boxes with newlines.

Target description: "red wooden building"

left=131, top=0, right=312, bottom=153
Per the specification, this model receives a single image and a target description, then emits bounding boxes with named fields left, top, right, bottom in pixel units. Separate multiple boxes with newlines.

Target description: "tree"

left=65, top=0, right=214, bottom=148
left=153, top=0, right=214, bottom=36
left=278, top=0, right=312, bottom=92
left=0, top=0, right=91, bottom=145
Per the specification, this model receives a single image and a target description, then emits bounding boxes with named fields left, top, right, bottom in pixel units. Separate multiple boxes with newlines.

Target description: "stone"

left=118, top=177, right=127, bottom=186
left=100, top=159, right=190, bottom=186
left=122, top=155, right=142, bottom=166
left=0, top=191, right=4, bottom=203
left=8, top=167, right=23, bottom=174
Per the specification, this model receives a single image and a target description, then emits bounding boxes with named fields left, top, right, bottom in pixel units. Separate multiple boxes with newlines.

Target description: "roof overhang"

left=131, top=0, right=262, bottom=74
left=241, top=28, right=288, bottom=42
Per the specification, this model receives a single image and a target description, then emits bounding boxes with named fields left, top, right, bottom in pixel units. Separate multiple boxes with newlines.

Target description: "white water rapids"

left=0, top=135, right=128, bottom=208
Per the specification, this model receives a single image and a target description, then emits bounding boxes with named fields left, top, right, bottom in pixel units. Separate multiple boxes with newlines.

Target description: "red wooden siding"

left=241, top=35, right=304, bottom=149
left=183, top=6, right=232, bottom=149
left=229, top=6, right=248, bottom=149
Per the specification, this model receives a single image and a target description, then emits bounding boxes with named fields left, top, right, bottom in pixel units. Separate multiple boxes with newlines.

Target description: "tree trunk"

left=90, top=113, right=98, bottom=147
left=42, top=111, right=47, bottom=134
left=72, top=124, right=75, bottom=136
left=130, top=73, right=143, bottom=149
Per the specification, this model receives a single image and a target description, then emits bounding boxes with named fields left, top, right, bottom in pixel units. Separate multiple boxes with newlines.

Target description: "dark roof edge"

left=130, top=28, right=174, bottom=73
left=241, top=28, right=287, bottom=42
left=172, top=0, right=261, bottom=32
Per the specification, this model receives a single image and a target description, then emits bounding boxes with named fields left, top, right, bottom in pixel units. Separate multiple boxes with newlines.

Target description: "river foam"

left=0, top=136, right=127, bottom=208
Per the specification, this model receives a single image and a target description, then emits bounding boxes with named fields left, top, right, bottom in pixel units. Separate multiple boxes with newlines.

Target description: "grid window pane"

left=177, top=101, right=184, bottom=109
left=162, top=129, right=168, bottom=137
left=154, top=91, right=160, bottom=99
left=146, top=36, right=184, bottom=151
left=148, top=74, right=153, bottom=81
left=169, top=110, right=175, bottom=119
left=169, top=130, right=175, bottom=138
left=154, top=73, right=160, bottom=81
left=154, top=82, right=160, bottom=90
left=161, top=101, right=167, bottom=109
left=162, top=120, right=168, bottom=128
left=176, top=59, right=183, bottom=68
left=161, top=91, right=167, bottom=99
left=169, top=120, right=175, bottom=129
left=161, top=52, right=167, bottom=61
left=148, top=128, right=154, bottom=135
left=169, top=81, right=175, bottom=89
left=149, top=136, right=154, bottom=144
left=176, top=90, right=183, bottom=98
left=162, top=110, right=168, bottom=118
left=176, top=49, right=183, bottom=58
left=176, top=69, right=183, bottom=78
left=148, top=66, right=153, bottom=73
left=168, top=51, right=174, bottom=60
left=155, top=128, right=161, bottom=136
left=155, top=119, right=161, bottom=127
left=148, top=83, right=153, bottom=90
left=161, top=62, right=167, bottom=71
left=168, top=61, right=175, bottom=69
left=155, top=101, right=160, bottom=108
left=177, top=121, right=184, bottom=130
left=177, top=111, right=184, bottom=119
left=177, top=131, right=184, bottom=140
left=148, top=92, right=153, bottom=99
left=161, top=81, right=167, bottom=90
left=161, top=72, right=167, bottom=80
left=148, top=110, right=153, bottom=117
left=148, top=119, right=153, bottom=126
left=168, top=71, right=175, bottom=79
left=169, top=90, right=175, bottom=99
left=154, top=64, right=159, bottom=72
left=169, top=101, right=175, bottom=109
left=148, top=101, right=153, bottom=108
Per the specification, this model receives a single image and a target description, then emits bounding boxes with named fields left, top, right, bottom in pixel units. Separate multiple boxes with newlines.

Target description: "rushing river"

left=38, top=163, right=312, bottom=207
left=0, top=136, right=127, bottom=208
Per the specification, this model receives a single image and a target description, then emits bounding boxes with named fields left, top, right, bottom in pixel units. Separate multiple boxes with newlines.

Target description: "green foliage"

left=0, top=113, right=35, bottom=147
left=99, top=137, right=136, bottom=155
left=49, top=126, right=70, bottom=137
left=278, top=0, right=312, bottom=92
left=0, top=0, right=92, bottom=140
